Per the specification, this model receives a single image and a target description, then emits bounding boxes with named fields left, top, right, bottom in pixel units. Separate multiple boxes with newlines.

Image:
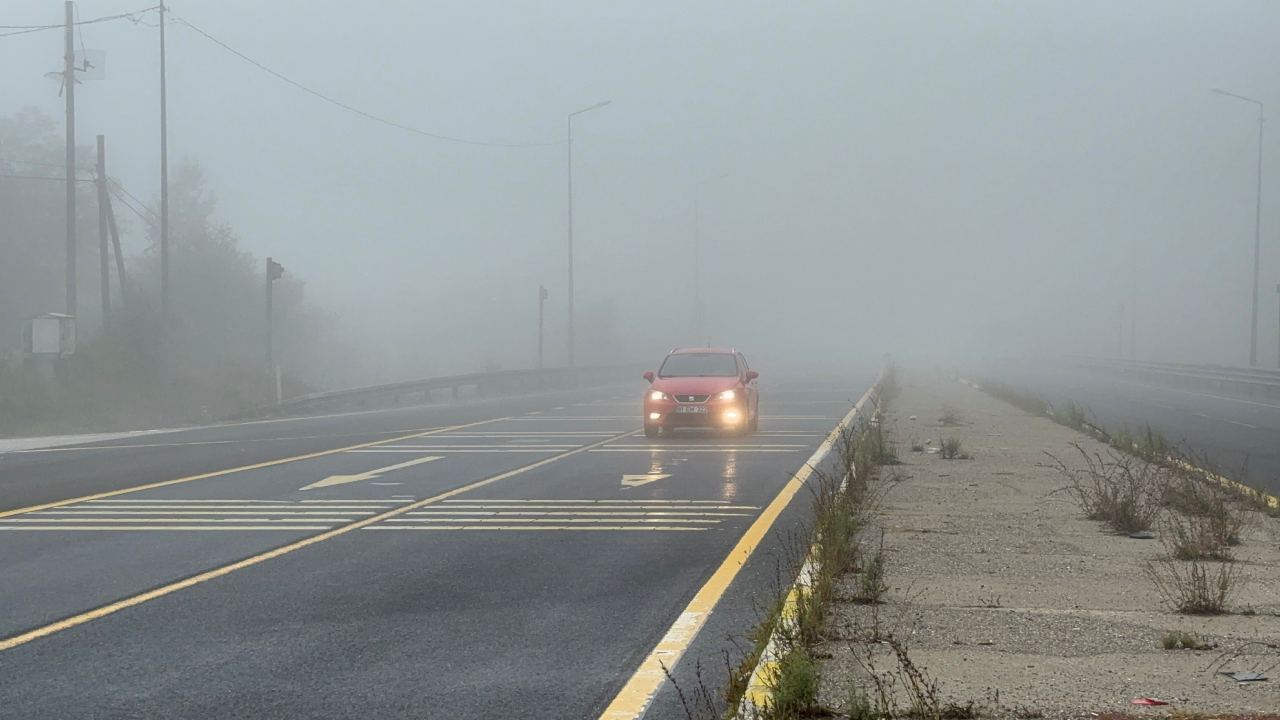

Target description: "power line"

left=0, top=6, right=160, bottom=39
left=0, top=157, right=93, bottom=172
left=0, top=173, right=91, bottom=182
left=108, top=179, right=157, bottom=221
left=109, top=186, right=155, bottom=225
left=171, top=15, right=562, bottom=149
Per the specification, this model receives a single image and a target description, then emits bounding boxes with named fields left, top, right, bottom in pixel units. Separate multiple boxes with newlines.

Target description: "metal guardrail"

left=253, top=365, right=645, bottom=418
left=1072, top=357, right=1280, bottom=402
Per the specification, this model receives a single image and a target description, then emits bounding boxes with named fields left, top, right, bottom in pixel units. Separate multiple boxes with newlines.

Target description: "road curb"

left=735, top=375, right=883, bottom=719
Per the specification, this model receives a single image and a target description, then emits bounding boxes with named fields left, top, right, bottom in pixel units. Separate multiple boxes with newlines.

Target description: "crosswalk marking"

left=366, top=498, right=758, bottom=532
left=0, top=499, right=403, bottom=532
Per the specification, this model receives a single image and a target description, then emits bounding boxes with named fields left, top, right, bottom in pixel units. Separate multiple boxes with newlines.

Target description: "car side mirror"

left=745, top=370, right=759, bottom=382
left=643, top=371, right=655, bottom=383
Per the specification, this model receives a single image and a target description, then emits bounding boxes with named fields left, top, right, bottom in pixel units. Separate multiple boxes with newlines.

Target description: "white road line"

left=363, top=525, right=705, bottom=532
left=442, top=499, right=736, bottom=504
left=1, top=517, right=353, bottom=523
left=32, top=507, right=376, bottom=512
left=588, top=448, right=799, bottom=453
left=371, top=444, right=580, bottom=449
left=380, top=517, right=721, bottom=524
left=433, top=504, right=759, bottom=511
left=404, top=507, right=752, bottom=512
left=350, top=445, right=570, bottom=450
left=0, top=525, right=333, bottom=531
left=73, top=504, right=394, bottom=510
left=609, top=444, right=807, bottom=448
left=84, top=498, right=409, bottom=505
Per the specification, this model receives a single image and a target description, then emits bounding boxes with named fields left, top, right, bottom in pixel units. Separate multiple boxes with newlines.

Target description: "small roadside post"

left=538, top=285, right=549, bottom=369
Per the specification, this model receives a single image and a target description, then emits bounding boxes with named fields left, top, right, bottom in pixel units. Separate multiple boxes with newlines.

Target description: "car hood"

left=651, top=376, right=740, bottom=395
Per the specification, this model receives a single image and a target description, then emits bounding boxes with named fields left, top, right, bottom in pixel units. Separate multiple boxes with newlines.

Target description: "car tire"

left=644, top=424, right=660, bottom=438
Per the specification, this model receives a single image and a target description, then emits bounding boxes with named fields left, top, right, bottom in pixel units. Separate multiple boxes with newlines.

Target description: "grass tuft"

left=1159, top=630, right=1214, bottom=650
left=1145, top=555, right=1243, bottom=615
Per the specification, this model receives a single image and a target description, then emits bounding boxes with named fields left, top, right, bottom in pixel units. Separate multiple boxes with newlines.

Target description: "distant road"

left=987, top=360, right=1280, bottom=493
left=0, top=372, right=876, bottom=719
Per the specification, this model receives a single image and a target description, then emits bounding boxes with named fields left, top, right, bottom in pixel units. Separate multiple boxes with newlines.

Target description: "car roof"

left=669, top=347, right=736, bottom=355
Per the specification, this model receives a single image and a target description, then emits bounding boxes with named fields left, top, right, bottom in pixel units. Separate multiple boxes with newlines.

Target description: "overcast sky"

left=3, top=1, right=1279, bottom=380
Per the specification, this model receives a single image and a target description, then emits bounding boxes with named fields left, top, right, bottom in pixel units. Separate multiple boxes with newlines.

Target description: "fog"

left=4, top=0, right=1280, bottom=392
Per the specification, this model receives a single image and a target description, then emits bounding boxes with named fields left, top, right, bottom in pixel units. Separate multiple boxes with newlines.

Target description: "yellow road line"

left=0, top=418, right=505, bottom=520
left=0, top=428, right=637, bottom=653
left=597, top=385, right=874, bottom=720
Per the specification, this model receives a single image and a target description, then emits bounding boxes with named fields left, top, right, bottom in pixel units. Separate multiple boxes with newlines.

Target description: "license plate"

left=675, top=405, right=708, bottom=414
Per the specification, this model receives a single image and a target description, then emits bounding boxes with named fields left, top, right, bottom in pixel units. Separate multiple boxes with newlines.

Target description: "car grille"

left=675, top=394, right=710, bottom=403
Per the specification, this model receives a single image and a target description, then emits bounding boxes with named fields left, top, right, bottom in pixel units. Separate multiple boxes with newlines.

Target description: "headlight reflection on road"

left=720, top=450, right=739, bottom=501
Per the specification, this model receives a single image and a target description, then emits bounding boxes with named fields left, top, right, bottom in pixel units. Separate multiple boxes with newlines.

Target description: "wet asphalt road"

left=985, top=361, right=1280, bottom=493
left=0, top=373, right=875, bottom=719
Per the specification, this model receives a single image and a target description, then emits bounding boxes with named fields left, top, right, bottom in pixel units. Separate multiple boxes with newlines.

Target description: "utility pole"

left=1212, top=88, right=1265, bottom=367
left=566, top=116, right=574, bottom=368
left=1129, top=236, right=1137, bottom=359
left=566, top=99, right=610, bottom=368
left=64, top=1, right=76, bottom=319
left=159, top=0, right=170, bottom=327
left=103, top=184, right=127, bottom=305
left=1252, top=108, right=1264, bottom=368
left=1276, top=283, right=1280, bottom=369
left=694, top=196, right=703, bottom=342
left=1117, top=303, right=1125, bottom=358
left=538, top=285, right=548, bottom=370
left=692, top=173, right=728, bottom=344
left=96, top=135, right=109, bottom=330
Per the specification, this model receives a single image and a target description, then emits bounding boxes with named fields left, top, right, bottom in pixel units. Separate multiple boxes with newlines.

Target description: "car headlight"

left=717, top=389, right=737, bottom=401
left=649, top=390, right=668, bottom=401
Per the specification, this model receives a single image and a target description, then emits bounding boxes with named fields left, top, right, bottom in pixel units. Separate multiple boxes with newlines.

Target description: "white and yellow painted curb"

left=735, top=380, right=882, bottom=719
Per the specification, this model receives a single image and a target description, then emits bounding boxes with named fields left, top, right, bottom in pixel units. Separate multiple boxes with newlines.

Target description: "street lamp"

left=1212, top=88, right=1265, bottom=367
left=566, top=99, right=611, bottom=368
left=694, top=173, right=729, bottom=343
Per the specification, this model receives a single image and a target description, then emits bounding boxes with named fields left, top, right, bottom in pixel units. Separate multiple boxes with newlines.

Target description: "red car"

left=642, top=348, right=759, bottom=437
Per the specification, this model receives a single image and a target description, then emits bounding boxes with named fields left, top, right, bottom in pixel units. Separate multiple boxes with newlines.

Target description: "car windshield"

left=658, top=353, right=738, bottom=378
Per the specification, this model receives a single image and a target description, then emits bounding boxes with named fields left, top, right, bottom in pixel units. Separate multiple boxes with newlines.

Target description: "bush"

left=939, top=437, right=968, bottom=460
left=1145, top=556, right=1242, bottom=614
left=1047, top=444, right=1163, bottom=534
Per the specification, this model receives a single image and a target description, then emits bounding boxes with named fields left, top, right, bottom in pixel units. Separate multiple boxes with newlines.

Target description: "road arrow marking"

left=301, top=456, right=442, bottom=490
left=621, top=473, right=671, bottom=488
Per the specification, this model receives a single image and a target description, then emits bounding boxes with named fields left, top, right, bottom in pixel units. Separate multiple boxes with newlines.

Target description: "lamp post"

left=693, top=173, right=729, bottom=343
left=566, top=99, right=610, bottom=368
left=1212, top=88, right=1265, bottom=367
